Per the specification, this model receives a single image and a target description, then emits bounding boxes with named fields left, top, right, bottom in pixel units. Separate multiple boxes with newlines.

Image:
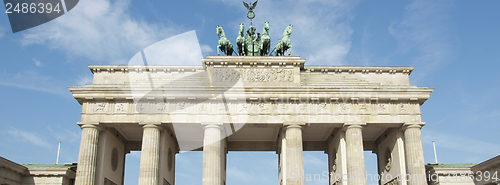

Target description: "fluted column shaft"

left=403, top=124, right=426, bottom=185
left=345, top=124, right=366, bottom=185
left=284, top=124, right=305, bottom=185
left=202, top=123, right=224, bottom=185
left=139, top=124, right=161, bottom=185
left=75, top=124, right=100, bottom=185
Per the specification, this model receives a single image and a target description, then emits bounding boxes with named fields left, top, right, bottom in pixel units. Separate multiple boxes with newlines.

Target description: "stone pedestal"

left=344, top=124, right=366, bottom=185
left=138, top=124, right=161, bottom=185
left=75, top=124, right=100, bottom=185
left=403, top=123, right=426, bottom=185
left=202, top=123, right=226, bottom=185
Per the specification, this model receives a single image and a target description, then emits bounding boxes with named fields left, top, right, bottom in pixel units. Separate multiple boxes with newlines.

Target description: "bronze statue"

left=273, top=25, right=293, bottom=56
left=216, top=25, right=234, bottom=56
left=213, top=1, right=296, bottom=57
left=260, top=21, right=271, bottom=56
left=243, top=1, right=258, bottom=22
left=236, top=23, right=246, bottom=56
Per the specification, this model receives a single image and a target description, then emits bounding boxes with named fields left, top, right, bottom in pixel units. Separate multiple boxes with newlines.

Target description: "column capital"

left=139, top=122, right=162, bottom=126
left=342, top=123, right=366, bottom=129
left=142, top=124, right=161, bottom=129
left=201, top=122, right=223, bottom=129
left=284, top=122, right=306, bottom=128
left=77, top=122, right=99, bottom=126
left=402, top=122, right=426, bottom=129
left=78, top=123, right=101, bottom=130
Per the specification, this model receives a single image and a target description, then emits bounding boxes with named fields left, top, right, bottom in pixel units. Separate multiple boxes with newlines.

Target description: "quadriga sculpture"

left=273, top=25, right=293, bottom=56
left=216, top=25, right=234, bottom=56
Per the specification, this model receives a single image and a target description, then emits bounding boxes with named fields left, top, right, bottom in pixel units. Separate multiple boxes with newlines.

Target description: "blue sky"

left=1, top=0, right=500, bottom=185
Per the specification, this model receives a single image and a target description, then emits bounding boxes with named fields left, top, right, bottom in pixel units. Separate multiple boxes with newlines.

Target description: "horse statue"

left=236, top=23, right=246, bottom=56
left=260, top=21, right=271, bottom=56
left=216, top=25, right=234, bottom=56
left=273, top=25, right=293, bottom=56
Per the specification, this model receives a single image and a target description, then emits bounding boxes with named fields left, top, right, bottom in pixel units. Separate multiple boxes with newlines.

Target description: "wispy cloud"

left=201, top=44, right=214, bottom=56
left=46, top=127, right=81, bottom=144
left=76, top=74, right=93, bottom=86
left=32, top=58, right=43, bottom=67
left=7, top=129, right=52, bottom=149
left=227, top=166, right=252, bottom=181
left=215, top=0, right=358, bottom=65
left=21, top=0, right=177, bottom=64
left=0, top=70, right=69, bottom=96
left=388, top=0, right=454, bottom=81
left=423, top=129, right=500, bottom=161
left=304, top=152, right=327, bottom=167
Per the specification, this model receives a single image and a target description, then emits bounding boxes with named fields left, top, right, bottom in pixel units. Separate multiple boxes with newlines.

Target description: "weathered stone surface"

left=70, top=56, right=433, bottom=185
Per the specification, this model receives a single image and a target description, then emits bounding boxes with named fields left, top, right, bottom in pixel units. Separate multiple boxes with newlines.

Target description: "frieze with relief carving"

left=211, top=68, right=294, bottom=82
left=86, top=101, right=421, bottom=115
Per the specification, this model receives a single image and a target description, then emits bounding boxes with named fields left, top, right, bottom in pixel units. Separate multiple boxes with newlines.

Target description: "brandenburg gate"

left=70, top=56, right=432, bottom=185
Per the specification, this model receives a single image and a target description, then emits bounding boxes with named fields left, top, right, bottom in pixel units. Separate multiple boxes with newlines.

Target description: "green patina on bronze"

left=216, top=25, right=234, bottom=56
left=243, top=1, right=258, bottom=24
left=273, top=25, right=293, bottom=56
left=216, top=1, right=293, bottom=56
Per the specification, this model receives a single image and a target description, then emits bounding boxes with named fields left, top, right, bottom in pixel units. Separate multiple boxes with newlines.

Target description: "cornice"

left=89, top=65, right=204, bottom=74
left=202, top=56, right=305, bottom=68
left=88, top=65, right=414, bottom=75
left=304, top=66, right=413, bottom=75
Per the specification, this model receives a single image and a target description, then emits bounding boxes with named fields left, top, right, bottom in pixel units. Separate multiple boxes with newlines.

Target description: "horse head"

left=262, top=21, right=270, bottom=35
left=216, top=25, right=222, bottom=36
left=285, top=25, right=293, bottom=36
left=239, top=23, right=245, bottom=36
left=217, top=25, right=226, bottom=38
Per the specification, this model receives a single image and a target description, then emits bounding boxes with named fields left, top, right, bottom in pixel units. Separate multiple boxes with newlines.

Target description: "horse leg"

left=217, top=45, right=221, bottom=56
left=238, top=43, right=243, bottom=56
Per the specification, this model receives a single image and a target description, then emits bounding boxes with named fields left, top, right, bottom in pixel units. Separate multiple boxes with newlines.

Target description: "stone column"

left=202, top=123, right=225, bottom=185
left=138, top=124, right=161, bottom=185
left=403, top=123, right=426, bottom=185
left=75, top=124, right=100, bottom=185
left=284, top=123, right=305, bottom=185
left=344, top=123, right=366, bottom=185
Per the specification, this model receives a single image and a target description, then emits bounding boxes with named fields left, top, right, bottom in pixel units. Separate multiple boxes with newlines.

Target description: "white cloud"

left=0, top=70, right=69, bottom=96
left=304, top=152, right=326, bottom=167
left=7, top=129, right=52, bottom=149
left=46, top=127, right=81, bottom=144
left=423, top=129, right=500, bottom=159
left=128, top=31, right=203, bottom=66
left=388, top=0, right=453, bottom=81
left=21, top=0, right=176, bottom=64
left=201, top=44, right=214, bottom=56
left=216, top=0, right=358, bottom=65
left=227, top=166, right=252, bottom=180
left=76, top=74, right=93, bottom=86
left=32, top=58, right=43, bottom=67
